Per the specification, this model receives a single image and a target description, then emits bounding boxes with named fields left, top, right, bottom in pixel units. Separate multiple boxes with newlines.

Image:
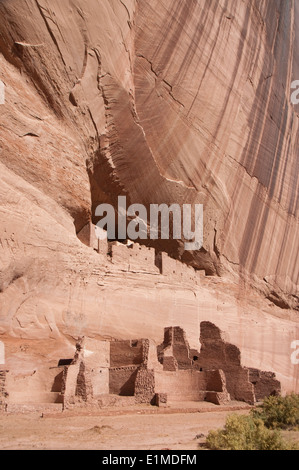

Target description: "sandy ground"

left=0, top=402, right=253, bottom=450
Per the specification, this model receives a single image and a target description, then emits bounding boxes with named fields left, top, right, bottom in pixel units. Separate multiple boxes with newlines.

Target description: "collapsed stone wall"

left=110, top=243, right=160, bottom=275
left=157, top=323, right=281, bottom=405
left=158, top=326, right=200, bottom=370
left=198, top=322, right=281, bottom=404
left=197, top=322, right=255, bottom=403
left=159, top=253, right=204, bottom=283
left=109, top=339, right=160, bottom=401
left=205, top=370, right=231, bottom=406
left=61, top=337, right=153, bottom=405
left=156, top=327, right=231, bottom=404
left=249, top=368, right=281, bottom=401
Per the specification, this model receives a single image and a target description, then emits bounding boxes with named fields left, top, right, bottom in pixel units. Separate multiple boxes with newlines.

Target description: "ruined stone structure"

left=78, top=222, right=203, bottom=283
left=0, top=322, right=280, bottom=412
left=248, top=369, right=281, bottom=402
left=61, top=323, right=281, bottom=408
left=0, top=0, right=298, bottom=418
left=197, top=322, right=281, bottom=402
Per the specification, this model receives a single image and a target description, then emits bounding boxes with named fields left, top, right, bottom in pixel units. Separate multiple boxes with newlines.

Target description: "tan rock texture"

left=0, top=1, right=298, bottom=393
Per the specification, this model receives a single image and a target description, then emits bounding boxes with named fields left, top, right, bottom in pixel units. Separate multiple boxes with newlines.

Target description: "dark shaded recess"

left=181, top=248, right=217, bottom=276
left=22, top=132, right=39, bottom=137
left=290, top=295, right=299, bottom=311
left=0, top=269, right=24, bottom=293
left=51, top=371, right=64, bottom=392
left=87, top=146, right=130, bottom=228
left=57, top=359, right=73, bottom=367
left=266, top=291, right=290, bottom=309
left=109, top=369, right=139, bottom=396
left=119, top=370, right=138, bottom=396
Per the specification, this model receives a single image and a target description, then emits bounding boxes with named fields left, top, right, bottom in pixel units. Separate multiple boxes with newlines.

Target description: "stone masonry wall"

left=110, top=340, right=143, bottom=368
left=0, top=370, right=8, bottom=411
left=249, top=368, right=281, bottom=401
left=154, top=369, right=206, bottom=402
left=77, top=224, right=204, bottom=281
left=134, top=368, right=155, bottom=404
left=158, top=326, right=200, bottom=370
left=109, top=366, right=139, bottom=396
left=198, top=322, right=256, bottom=404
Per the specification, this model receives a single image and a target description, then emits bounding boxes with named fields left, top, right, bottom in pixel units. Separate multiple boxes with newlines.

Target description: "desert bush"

left=251, top=394, right=299, bottom=430
left=205, top=414, right=298, bottom=451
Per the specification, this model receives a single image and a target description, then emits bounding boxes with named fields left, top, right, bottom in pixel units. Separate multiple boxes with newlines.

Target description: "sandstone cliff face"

left=0, top=1, right=298, bottom=392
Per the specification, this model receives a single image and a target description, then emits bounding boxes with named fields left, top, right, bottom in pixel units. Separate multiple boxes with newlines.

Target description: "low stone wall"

left=110, top=243, right=160, bottom=274
left=5, top=367, right=64, bottom=405
left=6, top=403, right=63, bottom=414
left=154, top=368, right=230, bottom=404
left=160, top=253, right=202, bottom=284
left=155, top=370, right=207, bottom=402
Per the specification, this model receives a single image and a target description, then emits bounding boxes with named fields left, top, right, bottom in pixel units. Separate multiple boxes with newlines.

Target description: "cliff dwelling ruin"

left=0, top=322, right=280, bottom=413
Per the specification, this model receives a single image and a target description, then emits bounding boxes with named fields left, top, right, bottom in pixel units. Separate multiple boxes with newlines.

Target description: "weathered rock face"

left=0, top=1, right=298, bottom=393
left=133, top=0, right=299, bottom=301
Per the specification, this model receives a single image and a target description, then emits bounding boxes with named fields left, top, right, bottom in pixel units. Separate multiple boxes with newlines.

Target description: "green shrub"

left=252, top=394, right=299, bottom=430
left=205, top=414, right=298, bottom=451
